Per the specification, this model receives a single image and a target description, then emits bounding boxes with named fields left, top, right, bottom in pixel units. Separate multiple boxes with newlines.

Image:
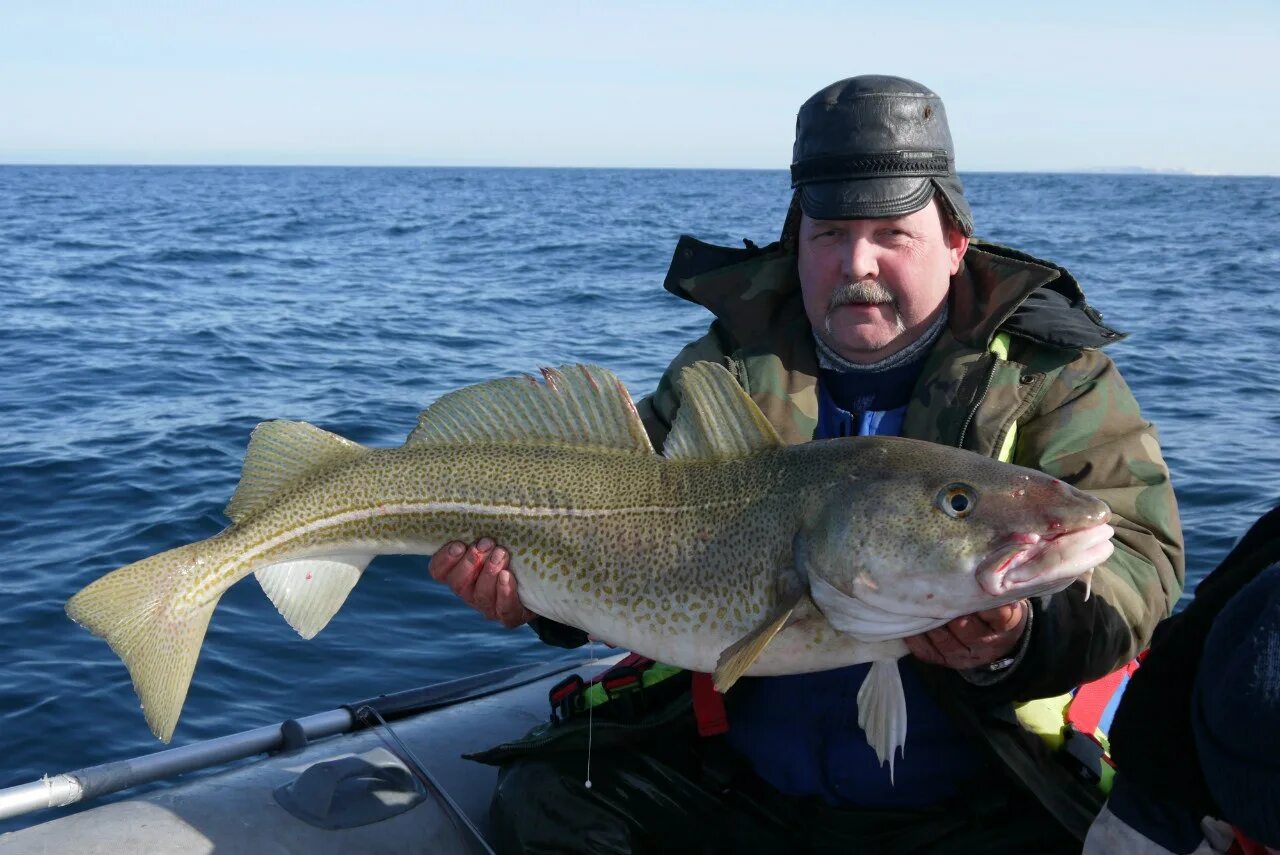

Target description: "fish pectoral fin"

left=712, top=590, right=803, bottom=692
left=255, top=553, right=373, bottom=639
left=857, top=659, right=908, bottom=783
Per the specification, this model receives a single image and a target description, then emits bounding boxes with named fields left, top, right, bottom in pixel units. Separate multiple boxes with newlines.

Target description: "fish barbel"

left=66, top=362, right=1113, bottom=772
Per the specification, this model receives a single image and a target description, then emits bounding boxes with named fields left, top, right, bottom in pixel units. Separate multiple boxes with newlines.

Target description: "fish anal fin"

left=255, top=553, right=373, bottom=639
left=407, top=364, right=653, bottom=455
left=712, top=590, right=803, bottom=692
left=225, top=421, right=368, bottom=524
left=664, top=362, right=783, bottom=460
left=857, top=659, right=908, bottom=783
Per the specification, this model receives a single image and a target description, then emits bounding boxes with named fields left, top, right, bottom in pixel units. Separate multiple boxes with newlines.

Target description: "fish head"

left=800, top=438, right=1113, bottom=630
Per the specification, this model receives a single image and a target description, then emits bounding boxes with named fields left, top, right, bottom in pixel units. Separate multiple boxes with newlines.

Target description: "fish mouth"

left=977, top=522, right=1115, bottom=599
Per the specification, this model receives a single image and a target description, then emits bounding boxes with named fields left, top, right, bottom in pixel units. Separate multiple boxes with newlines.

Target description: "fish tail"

left=66, top=538, right=226, bottom=743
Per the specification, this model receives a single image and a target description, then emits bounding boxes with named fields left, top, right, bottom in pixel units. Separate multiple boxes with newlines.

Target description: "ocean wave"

left=49, top=239, right=128, bottom=251
left=386, top=223, right=429, bottom=236
left=145, top=248, right=271, bottom=264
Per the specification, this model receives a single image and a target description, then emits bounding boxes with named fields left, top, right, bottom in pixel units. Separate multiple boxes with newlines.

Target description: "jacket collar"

left=956, top=241, right=1126, bottom=350
left=662, top=236, right=1125, bottom=354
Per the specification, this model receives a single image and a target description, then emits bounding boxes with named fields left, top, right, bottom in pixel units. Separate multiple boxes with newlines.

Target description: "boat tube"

left=0, top=653, right=619, bottom=854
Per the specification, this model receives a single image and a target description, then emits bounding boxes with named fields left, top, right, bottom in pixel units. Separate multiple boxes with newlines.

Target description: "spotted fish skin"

left=66, top=362, right=1112, bottom=755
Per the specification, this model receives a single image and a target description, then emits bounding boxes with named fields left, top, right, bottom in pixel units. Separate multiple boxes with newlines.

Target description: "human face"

left=797, top=199, right=969, bottom=364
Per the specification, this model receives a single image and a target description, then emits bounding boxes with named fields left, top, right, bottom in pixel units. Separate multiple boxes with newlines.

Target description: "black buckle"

left=601, top=666, right=647, bottom=718
left=1059, top=725, right=1107, bottom=785
left=601, top=666, right=644, bottom=697
left=548, top=674, right=584, bottom=726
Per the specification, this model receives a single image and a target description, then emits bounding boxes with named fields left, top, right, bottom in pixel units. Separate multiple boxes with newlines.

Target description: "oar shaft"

left=0, top=775, right=83, bottom=822
left=0, top=708, right=353, bottom=822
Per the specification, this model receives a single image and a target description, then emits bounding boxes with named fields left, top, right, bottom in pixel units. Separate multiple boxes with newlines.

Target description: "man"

left=432, top=75, right=1184, bottom=852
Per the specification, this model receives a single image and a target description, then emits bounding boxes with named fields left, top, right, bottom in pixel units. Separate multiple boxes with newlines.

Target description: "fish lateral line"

left=217, top=495, right=768, bottom=570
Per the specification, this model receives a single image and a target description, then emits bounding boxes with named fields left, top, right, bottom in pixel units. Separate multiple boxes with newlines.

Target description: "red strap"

left=610, top=652, right=653, bottom=672
left=1228, top=827, right=1271, bottom=855
left=1067, top=659, right=1141, bottom=735
left=691, top=672, right=729, bottom=736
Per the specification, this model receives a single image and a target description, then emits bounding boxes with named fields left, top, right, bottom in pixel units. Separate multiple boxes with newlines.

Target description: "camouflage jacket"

left=631, top=234, right=1186, bottom=836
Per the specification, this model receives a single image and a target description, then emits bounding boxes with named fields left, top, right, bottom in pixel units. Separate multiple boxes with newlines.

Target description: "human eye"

left=807, top=224, right=842, bottom=244
left=878, top=227, right=914, bottom=244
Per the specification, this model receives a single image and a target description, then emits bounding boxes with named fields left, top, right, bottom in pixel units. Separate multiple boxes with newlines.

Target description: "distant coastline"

left=1071, top=166, right=1204, bottom=176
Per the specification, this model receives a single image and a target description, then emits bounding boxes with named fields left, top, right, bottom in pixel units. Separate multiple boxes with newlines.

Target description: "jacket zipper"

left=956, top=355, right=999, bottom=451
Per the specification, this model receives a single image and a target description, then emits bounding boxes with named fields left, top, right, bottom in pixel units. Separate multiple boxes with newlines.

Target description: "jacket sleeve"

left=991, top=348, right=1185, bottom=701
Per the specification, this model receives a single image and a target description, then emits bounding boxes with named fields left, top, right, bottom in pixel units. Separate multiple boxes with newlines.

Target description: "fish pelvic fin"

left=712, top=589, right=803, bottom=692
left=857, top=659, right=908, bottom=783
left=65, top=539, right=224, bottom=743
left=406, top=365, right=654, bottom=454
left=664, top=362, right=783, bottom=460
left=225, top=421, right=369, bottom=524
left=255, top=552, right=374, bottom=639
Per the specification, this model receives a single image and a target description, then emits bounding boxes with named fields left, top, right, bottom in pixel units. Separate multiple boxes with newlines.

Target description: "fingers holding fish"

left=432, top=538, right=496, bottom=605
left=973, top=602, right=1025, bottom=635
left=471, top=544, right=506, bottom=616
left=494, top=569, right=534, bottom=628
left=473, top=546, right=528, bottom=627
left=904, top=630, right=967, bottom=668
left=904, top=601, right=1027, bottom=669
left=429, top=538, right=533, bottom=628
left=428, top=541, right=467, bottom=583
left=443, top=537, right=493, bottom=600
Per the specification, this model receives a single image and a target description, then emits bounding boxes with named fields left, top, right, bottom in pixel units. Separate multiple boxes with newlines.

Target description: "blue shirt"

left=723, top=360, right=990, bottom=807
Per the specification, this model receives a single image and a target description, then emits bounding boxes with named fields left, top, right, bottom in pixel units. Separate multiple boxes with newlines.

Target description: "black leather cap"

left=791, top=75, right=973, bottom=235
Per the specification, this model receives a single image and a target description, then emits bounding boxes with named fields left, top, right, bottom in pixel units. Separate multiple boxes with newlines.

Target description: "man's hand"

left=428, top=538, right=534, bottom=628
left=904, top=600, right=1029, bottom=670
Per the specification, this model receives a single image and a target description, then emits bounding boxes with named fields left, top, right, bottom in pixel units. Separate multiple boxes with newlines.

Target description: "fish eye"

left=937, top=483, right=976, bottom=518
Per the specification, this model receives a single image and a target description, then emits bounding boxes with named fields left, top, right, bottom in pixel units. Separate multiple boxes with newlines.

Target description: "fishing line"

left=357, top=704, right=496, bottom=854
left=585, top=639, right=598, bottom=789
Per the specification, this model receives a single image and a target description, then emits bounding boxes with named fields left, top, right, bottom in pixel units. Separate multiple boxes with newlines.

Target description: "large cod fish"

left=67, top=362, right=1113, bottom=772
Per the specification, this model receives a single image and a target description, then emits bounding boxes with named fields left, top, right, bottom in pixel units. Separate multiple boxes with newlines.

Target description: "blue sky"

left=3, top=1, right=1278, bottom=174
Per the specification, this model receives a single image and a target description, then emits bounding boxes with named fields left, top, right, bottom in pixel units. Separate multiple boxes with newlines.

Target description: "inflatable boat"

left=0, top=653, right=620, bottom=854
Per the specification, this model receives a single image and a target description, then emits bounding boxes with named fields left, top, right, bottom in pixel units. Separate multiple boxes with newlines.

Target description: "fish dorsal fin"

left=664, top=361, right=783, bottom=460
left=225, top=421, right=369, bottom=524
left=406, top=365, right=654, bottom=454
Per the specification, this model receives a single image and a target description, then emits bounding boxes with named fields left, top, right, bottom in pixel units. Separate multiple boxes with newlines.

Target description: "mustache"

left=824, top=280, right=906, bottom=342
left=828, top=280, right=896, bottom=310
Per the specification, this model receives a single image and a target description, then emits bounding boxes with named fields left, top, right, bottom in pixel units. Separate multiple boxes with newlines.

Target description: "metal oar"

left=0, top=657, right=585, bottom=823
left=0, top=707, right=354, bottom=822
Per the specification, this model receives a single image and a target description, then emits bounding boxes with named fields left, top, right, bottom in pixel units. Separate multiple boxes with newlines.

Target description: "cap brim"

left=797, top=176, right=935, bottom=221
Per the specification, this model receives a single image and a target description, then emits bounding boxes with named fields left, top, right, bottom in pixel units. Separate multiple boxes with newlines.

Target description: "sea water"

left=1, top=166, right=1277, bottom=820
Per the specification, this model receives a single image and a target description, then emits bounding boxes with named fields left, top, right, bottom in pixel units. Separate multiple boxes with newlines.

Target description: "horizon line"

left=1, top=162, right=1276, bottom=178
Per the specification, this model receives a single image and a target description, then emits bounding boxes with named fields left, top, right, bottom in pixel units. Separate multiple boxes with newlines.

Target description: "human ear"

left=947, top=229, right=969, bottom=275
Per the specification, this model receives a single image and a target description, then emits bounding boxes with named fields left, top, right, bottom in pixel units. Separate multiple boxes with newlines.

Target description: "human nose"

left=841, top=235, right=878, bottom=283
